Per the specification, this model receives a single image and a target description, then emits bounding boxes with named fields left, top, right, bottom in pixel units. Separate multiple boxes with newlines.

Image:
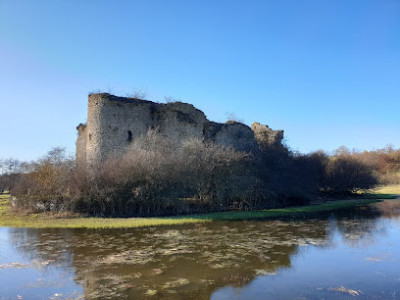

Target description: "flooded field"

left=1, top=200, right=400, bottom=299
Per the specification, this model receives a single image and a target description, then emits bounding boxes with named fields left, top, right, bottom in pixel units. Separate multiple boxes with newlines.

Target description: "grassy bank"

left=372, top=184, right=400, bottom=196
left=185, top=198, right=384, bottom=221
left=0, top=192, right=393, bottom=229
left=0, top=194, right=9, bottom=215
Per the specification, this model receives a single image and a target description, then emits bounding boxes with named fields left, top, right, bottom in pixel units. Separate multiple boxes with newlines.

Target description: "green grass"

left=371, top=185, right=400, bottom=196
left=0, top=193, right=386, bottom=229
left=0, top=215, right=208, bottom=229
left=0, top=193, right=10, bottom=215
left=178, top=199, right=383, bottom=221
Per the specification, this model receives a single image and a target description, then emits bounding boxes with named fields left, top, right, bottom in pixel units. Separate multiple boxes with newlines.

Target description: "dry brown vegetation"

left=349, top=146, right=400, bottom=185
left=2, top=133, right=392, bottom=217
left=8, top=132, right=252, bottom=216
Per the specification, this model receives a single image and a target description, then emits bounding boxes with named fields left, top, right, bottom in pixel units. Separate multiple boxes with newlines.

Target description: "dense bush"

left=6, top=133, right=386, bottom=217
left=256, top=145, right=330, bottom=206
left=323, top=154, right=378, bottom=194
left=352, top=146, right=400, bottom=184
left=11, top=132, right=251, bottom=216
left=11, top=148, right=74, bottom=211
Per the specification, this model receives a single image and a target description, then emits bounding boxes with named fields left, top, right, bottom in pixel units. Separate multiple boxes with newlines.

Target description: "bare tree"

left=0, top=158, right=24, bottom=192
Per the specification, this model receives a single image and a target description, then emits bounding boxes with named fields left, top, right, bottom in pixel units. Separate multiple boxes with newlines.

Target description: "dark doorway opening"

left=127, top=130, right=133, bottom=142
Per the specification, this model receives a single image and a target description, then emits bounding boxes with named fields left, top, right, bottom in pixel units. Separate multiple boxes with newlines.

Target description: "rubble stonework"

left=76, top=93, right=284, bottom=169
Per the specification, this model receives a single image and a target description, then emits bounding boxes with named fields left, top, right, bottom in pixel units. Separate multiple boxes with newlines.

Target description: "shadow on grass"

left=172, top=198, right=385, bottom=221
left=363, top=193, right=398, bottom=200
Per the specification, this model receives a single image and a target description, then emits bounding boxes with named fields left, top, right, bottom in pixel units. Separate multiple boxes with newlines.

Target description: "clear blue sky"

left=1, top=0, right=399, bottom=161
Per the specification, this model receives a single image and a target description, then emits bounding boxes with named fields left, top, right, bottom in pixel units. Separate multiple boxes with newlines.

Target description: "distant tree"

left=324, top=155, right=378, bottom=194
left=0, top=158, right=24, bottom=192
left=29, top=147, right=74, bottom=196
left=11, top=147, right=75, bottom=212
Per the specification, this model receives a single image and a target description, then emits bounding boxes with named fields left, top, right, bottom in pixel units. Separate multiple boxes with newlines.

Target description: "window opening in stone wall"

left=127, top=131, right=133, bottom=142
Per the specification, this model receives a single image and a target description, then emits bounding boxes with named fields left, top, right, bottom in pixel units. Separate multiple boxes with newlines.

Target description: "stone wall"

left=76, top=124, right=87, bottom=169
left=76, top=93, right=284, bottom=169
left=251, top=122, right=284, bottom=149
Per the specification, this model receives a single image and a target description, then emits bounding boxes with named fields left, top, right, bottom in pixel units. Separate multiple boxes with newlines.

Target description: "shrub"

left=8, top=133, right=386, bottom=217
left=324, top=155, right=378, bottom=194
left=68, top=131, right=251, bottom=216
left=12, top=148, right=74, bottom=212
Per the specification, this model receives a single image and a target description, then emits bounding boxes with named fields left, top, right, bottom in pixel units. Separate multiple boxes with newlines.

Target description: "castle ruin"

left=76, top=93, right=283, bottom=169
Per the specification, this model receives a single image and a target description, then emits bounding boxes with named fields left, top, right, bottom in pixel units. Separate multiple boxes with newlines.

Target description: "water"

left=0, top=200, right=400, bottom=299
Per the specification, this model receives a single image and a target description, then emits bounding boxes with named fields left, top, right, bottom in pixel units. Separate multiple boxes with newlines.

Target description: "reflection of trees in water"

left=9, top=221, right=329, bottom=299
left=9, top=228, right=75, bottom=268
left=373, top=200, right=400, bottom=219
left=330, top=206, right=386, bottom=245
left=9, top=203, right=395, bottom=299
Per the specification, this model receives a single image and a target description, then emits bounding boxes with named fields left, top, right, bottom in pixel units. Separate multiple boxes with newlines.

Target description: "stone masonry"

left=76, top=93, right=283, bottom=169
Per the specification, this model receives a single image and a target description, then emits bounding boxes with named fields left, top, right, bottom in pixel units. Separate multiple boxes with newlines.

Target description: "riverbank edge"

left=0, top=193, right=395, bottom=229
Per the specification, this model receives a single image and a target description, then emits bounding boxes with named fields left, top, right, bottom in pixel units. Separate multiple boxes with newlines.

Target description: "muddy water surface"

left=1, top=200, right=400, bottom=299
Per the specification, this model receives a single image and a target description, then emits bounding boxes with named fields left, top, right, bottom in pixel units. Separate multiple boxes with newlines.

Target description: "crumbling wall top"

left=77, top=93, right=284, bottom=169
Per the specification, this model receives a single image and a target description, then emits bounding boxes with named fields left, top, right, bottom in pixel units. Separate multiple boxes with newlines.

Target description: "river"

left=0, top=200, right=399, bottom=299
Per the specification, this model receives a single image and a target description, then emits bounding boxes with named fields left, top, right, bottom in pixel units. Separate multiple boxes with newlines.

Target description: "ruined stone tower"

left=76, top=93, right=283, bottom=169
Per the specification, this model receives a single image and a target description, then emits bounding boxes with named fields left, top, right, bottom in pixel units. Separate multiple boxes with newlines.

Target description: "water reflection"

left=2, top=200, right=400, bottom=299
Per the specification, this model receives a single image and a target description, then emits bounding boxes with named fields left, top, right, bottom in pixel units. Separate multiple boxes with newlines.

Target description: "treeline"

left=2, top=133, right=397, bottom=217
left=0, top=158, right=33, bottom=193
left=344, top=146, right=400, bottom=185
